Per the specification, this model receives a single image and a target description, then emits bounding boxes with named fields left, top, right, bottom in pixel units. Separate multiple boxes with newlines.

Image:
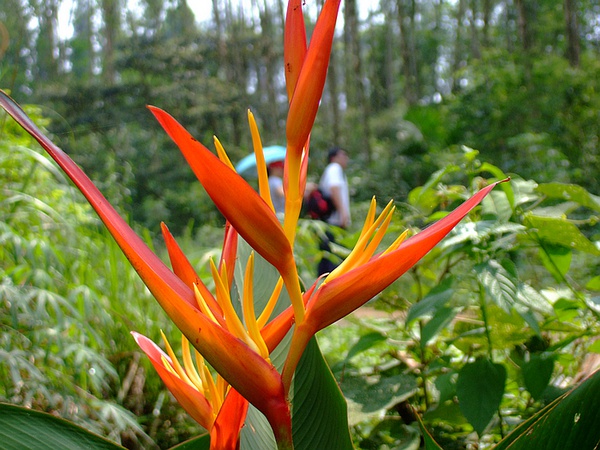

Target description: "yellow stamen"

left=242, top=253, right=271, bottom=360
left=248, top=110, right=274, bottom=212
left=209, top=259, right=262, bottom=354
left=213, top=136, right=235, bottom=170
left=181, top=336, right=205, bottom=392
left=326, top=200, right=395, bottom=281
left=161, top=355, right=180, bottom=377
left=257, top=277, right=284, bottom=328
left=193, top=283, right=220, bottom=324
left=357, top=197, right=378, bottom=241
left=382, top=229, right=409, bottom=255
left=160, top=330, right=195, bottom=387
left=196, top=351, right=223, bottom=411
left=351, top=205, right=396, bottom=267
left=217, top=376, right=228, bottom=405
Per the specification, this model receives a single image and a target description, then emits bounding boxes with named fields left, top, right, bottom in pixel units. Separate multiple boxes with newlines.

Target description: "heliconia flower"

left=0, top=91, right=293, bottom=445
left=281, top=181, right=505, bottom=391
left=132, top=332, right=248, bottom=450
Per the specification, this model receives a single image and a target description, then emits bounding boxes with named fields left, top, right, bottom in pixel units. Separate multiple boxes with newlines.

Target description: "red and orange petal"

left=149, top=106, right=294, bottom=274
left=132, top=332, right=215, bottom=430
left=284, top=0, right=307, bottom=101
left=286, top=0, right=341, bottom=152
left=209, top=388, right=249, bottom=450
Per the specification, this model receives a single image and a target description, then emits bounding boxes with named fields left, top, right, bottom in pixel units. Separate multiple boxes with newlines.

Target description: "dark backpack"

left=306, top=188, right=335, bottom=220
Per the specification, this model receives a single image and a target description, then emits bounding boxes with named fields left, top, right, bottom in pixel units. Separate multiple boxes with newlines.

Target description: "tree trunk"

left=470, top=0, right=481, bottom=59
left=564, top=0, right=580, bottom=67
left=31, top=0, right=60, bottom=82
left=344, top=0, right=372, bottom=162
left=100, top=0, right=120, bottom=85
left=397, top=0, right=419, bottom=104
left=452, top=0, right=466, bottom=93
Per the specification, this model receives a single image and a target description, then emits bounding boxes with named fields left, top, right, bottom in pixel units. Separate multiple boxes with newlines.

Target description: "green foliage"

left=315, top=148, right=599, bottom=448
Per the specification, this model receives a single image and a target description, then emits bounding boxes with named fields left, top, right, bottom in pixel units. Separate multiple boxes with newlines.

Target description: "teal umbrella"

left=235, top=145, right=286, bottom=176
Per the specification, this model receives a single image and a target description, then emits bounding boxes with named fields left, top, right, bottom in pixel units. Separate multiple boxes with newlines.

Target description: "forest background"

left=2, top=0, right=599, bottom=233
left=1, top=0, right=600, bottom=449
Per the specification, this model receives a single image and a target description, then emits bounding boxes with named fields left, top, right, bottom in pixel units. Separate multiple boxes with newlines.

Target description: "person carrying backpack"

left=319, top=147, right=351, bottom=229
left=315, top=147, right=351, bottom=275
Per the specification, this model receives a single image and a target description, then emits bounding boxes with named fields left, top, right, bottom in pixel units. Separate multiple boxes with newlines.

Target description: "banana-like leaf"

left=0, top=403, right=125, bottom=450
left=493, top=369, right=600, bottom=450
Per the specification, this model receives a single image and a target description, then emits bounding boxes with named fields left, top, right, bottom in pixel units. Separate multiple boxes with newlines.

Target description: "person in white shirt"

left=319, top=147, right=350, bottom=228
left=267, top=161, right=285, bottom=216
left=317, top=147, right=350, bottom=275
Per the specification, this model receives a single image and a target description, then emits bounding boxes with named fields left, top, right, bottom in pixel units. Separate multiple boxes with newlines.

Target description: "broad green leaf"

left=494, top=369, right=600, bottom=449
left=407, top=165, right=460, bottom=214
left=0, top=403, right=125, bottom=450
left=441, top=221, right=525, bottom=249
left=511, top=178, right=539, bottom=206
left=553, top=298, right=583, bottom=322
left=536, top=182, right=600, bottom=213
left=434, top=372, right=457, bottom=404
left=340, top=372, right=418, bottom=426
left=482, top=190, right=513, bottom=222
left=476, top=260, right=518, bottom=313
left=291, top=338, right=354, bottom=450
left=344, top=331, right=387, bottom=362
left=456, top=358, right=506, bottom=436
left=406, top=277, right=454, bottom=326
left=170, top=434, right=210, bottom=450
left=516, top=283, right=553, bottom=315
left=416, top=413, right=444, bottom=450
left=421, top=306, right=458, bottom=346
left=241, top=405, right=277, bottom=449
left=360, top=417, right=421, bottom=449
left=538, top=244, right=572, bottom=282
left=478, top=162, right=514, bottom=208
left=524, top=214, right=600, bottom=255
left=587, top=275, right=600, bottom=291
left=521, top=353, right=555, bottom=400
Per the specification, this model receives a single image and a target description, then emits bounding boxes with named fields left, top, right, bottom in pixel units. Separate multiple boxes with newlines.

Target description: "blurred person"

left=317, top=147, right=350, bottom=275
left=268, top=160, right=285, bottom=216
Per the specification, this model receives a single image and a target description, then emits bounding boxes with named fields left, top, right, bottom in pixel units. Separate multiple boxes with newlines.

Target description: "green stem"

left=478, top=281, right=505, bottom=438
left=478, top=281, right=494, bottom=361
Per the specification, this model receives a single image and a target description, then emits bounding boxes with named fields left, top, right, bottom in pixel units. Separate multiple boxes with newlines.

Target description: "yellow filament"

left=214, top=136, right=235, bottom=170
left=160, top=331, right=195, bottom=387
left=217, top=376, right=229, bottom=404
left=196, top=352, right=223, bottom=411
left=382, top=230, right=409, bottom=255
left=357, top=197, right=378, bottom=241
left=161, top=355, right=180, bottom=377
left=247, top=110, right=274, bottom=212
left=351, top=205, right=396, bottom=267
left=193, top=284, right=219, bottom=324
left=181, top=336, right=205, bottom=393
left=257, top=277, right=284, bottom=328
left=242, top=253, right=270, bottom=360
left=209, top=260, right=261, bottom=354
left=326, top=200, right=395, bottom=281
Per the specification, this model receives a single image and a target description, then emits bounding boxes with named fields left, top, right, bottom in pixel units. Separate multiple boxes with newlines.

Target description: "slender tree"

left=29, top=0, right=61, bottom=82
left=564, top=0, right=580, bottom=66
left=70, top=0, right=95, bottom=81
left=99, top=0, right=121, bottom=84
left=343, top=0, right=372, bottom=161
